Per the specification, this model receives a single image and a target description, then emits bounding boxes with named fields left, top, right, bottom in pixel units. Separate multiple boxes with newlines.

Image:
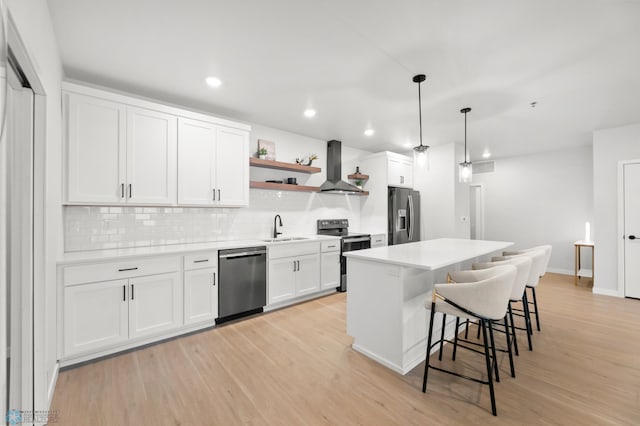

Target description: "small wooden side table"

left=574, top=240, right=594, bottom=286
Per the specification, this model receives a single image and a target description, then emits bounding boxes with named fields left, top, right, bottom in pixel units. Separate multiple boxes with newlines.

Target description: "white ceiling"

left=48, top=0, right=640, bottom=159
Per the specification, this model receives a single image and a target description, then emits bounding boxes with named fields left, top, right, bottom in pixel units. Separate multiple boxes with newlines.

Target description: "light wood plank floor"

left=50, top=273, right=640, bottom=425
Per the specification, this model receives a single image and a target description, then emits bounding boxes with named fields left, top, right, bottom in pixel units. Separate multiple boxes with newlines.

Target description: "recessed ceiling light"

left=205, top=76, right=222, bottom=88
left=304, top=109, right=316, bottom=118
left=482, top=151, right=491, bottom=159
left=364, top=129, right=375, bottom=137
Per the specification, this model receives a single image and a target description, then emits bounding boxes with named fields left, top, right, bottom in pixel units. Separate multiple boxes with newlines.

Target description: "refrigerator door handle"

left=408, top=194, right=414, bottom=241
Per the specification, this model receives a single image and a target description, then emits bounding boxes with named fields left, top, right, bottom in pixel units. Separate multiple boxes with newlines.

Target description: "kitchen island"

left=344, top=238, right=512, bottom=375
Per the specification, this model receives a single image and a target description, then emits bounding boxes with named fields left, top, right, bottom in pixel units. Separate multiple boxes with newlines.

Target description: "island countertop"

left=344, top=238, right=513, bottom=271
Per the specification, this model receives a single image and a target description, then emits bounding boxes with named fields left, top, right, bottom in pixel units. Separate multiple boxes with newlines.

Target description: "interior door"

left=624, top=162, right=640, bottom=298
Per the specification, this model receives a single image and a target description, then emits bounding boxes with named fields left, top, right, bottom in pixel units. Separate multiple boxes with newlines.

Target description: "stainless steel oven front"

left=340, top=235, right=371, bottom=292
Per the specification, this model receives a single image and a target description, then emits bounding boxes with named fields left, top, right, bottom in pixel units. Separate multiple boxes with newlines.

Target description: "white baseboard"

left=592, top=287, right=621, bottom=297
left=47, top=362, right=59, bottom=408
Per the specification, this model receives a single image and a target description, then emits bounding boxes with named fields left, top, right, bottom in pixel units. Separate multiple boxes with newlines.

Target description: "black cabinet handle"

left=118, top=267, right=138, bottom=272
left=194, top=259, right=209, bottom=263
left=131, top=284, right=134, bottom=300
left=218, top=189, right=221, bottom=201
left=120, top=183, right=124, bottom=198
left=123, top=285, right=126, bottom=301
left=129, top=184, right=132, bottom=198
left=630, top=235, right=637, bottom=240
left=213, top=188, right=216, bottom=201
left=213, top=272, right=216, bottom=286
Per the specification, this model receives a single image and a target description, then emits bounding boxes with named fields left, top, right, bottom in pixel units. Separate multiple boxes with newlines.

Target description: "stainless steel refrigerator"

left=388, top=187, right=421, bottom=245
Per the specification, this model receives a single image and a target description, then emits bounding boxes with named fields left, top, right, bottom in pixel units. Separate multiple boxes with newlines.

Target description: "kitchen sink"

left=261, top=237, right=310, bottom=243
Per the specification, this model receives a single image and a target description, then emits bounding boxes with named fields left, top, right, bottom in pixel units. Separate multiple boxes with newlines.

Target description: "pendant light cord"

left=418, top=81, right=423, bottom=147
left=464, top=110, right=467, bottom=162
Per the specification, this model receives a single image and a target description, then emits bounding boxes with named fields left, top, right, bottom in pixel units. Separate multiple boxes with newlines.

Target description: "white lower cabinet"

left=184, top=267, right=218, bottom=324
left=294, top=255, right=321, bottom=296
left=129, top=272, right=182, bottom=339
left=320, top=251, right=341, bottom=290
left=63, top=279, right=129, bottom=356
left=371, top=233, right=387, bottom=248
left=268, top=246, right=321, bottom=305
left=62, top=256, right=184, bottom=359
left=268, top=257, right=298, bottom=304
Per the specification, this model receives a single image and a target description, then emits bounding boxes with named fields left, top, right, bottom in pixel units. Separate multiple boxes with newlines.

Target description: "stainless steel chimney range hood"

left=320, top=140, right=362, bottom=194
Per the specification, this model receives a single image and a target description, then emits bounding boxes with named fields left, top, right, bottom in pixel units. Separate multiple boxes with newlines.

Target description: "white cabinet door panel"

left=66, top=93, right=126, bottom=203
left=64, top=279, right=128, bottom=356
left=321, top=252, right=340, bottom=290
left=215, top=126, right=249, bottom=206
left=184, top=268, right=218, bottom=324
left=296, top=254, right=320, bottom=295
left=129, top=272, right=182, bottom=339
left=388, top=158, right=413, bottom=188
left=126, top=107, right=177, bottom=204
left=268, top=258, right=296, bottom=304
left=178, top=118, right=216, bottom=205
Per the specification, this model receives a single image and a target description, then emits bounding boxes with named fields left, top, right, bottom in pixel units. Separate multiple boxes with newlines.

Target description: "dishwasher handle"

left=219, top=250, right=267, bottom=259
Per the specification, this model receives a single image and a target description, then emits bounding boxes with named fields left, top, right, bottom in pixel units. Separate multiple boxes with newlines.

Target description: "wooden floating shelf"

left=250, top=181, right=320, bottom=192
left=250, top=181, right=368, bottom=196
left=347, top=173, right=370, bottom=180
left=249, top=157, right=321, bottom=174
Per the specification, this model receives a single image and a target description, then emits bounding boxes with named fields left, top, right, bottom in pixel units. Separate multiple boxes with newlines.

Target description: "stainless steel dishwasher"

left=217, top=246, right=267, bottom=323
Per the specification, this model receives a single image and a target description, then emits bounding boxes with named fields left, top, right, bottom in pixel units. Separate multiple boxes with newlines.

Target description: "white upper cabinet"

left=177, top=118, right=249, bottom=207
left=126, top=107, right=177, bottom=204
left=178, top=118, right=217, bottom=205
left=215, top=126, right=249, bottom=207
left=63, top=83, right=250, bottom=207
left=65, top=93, right=126, bottom=203
left=388, top=156, right=413, bottom=188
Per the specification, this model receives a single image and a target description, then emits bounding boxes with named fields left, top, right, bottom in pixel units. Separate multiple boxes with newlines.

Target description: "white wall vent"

left=473, top=160, right=495, bottom=174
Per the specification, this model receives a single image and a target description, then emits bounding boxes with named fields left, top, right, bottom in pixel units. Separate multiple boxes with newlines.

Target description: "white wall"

left=414, top=143, right=470, bottom=240
left=7, top=0, right=63, bottom=413
left=473, top=146, right=593, bottom=274
left=593, top=123, right=640, bottom=295
left=65, top=125, right=370, bottom=251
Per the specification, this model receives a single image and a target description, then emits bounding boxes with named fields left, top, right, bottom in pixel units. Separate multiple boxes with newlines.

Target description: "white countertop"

left=344, top=238, right=513, bottom=270
left=58, top=235, right=340, bottom=265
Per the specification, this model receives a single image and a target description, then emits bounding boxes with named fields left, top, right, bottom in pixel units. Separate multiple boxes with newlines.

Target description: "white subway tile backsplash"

left=64, top=189, right=362, bottom=252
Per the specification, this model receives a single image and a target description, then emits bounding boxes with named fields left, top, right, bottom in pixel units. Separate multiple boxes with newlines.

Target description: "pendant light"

left=412, top=74, right=429, bottom=167
left=459, top=107, right=473, bottom=183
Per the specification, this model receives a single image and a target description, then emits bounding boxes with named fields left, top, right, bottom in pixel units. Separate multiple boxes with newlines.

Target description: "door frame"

left=2, top=8, right=50, bottom=417
left=469, top=183, right=485, bottom=240
left=617, top=159, right=640, bottom=298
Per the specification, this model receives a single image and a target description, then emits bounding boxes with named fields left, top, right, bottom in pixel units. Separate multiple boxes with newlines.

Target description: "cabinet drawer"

left=269, top=242, right=319, bottom=260
left=63, top=256, right=181, bottom=286
left=184, top=252, right=218, bottom=270
left=321, top=240, right=340, bottom=253
left=371, top=234, right=387, bottom=247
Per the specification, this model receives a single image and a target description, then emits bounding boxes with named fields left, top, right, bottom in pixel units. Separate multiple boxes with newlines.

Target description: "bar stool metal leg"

left=504, top=314, right=515, bottom=378
left=481, top=319, right=497, bottom=416
left=438, top=313, right=447, bottom=361
left=422, top=303, right=437, bottom=392
left=488, top=320, right=500, bottom=383
left=508, top=302, right=519, bottom=356
left=530, top=286, right=541, bottom=331
left=522, top=294, right=533, bottom=351
left=452, top=317, right=460, bottom=361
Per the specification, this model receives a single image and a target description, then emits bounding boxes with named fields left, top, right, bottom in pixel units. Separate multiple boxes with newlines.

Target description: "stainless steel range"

left=317, top=219, right=371, bottom=292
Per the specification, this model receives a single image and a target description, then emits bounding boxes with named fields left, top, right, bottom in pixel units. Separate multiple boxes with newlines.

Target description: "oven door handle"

left=343, top=237, right=371, bottom=243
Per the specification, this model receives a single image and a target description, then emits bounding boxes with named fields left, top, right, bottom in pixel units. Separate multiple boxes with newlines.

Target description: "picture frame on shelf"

left=258, top=139, right=276, bottom=160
